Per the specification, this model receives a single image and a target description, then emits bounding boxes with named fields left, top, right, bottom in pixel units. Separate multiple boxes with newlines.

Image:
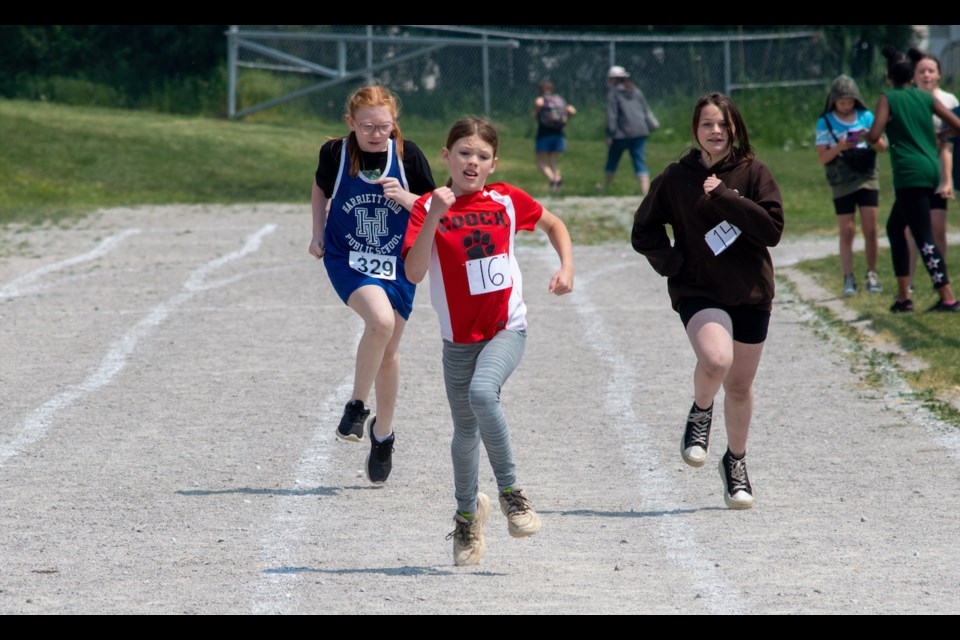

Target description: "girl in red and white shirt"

left=402, top=117, right=573, bottom=566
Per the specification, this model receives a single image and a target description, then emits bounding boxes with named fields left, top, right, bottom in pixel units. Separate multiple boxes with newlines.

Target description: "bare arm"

left=533, top=96, right=544, bottom=120
left=938, top=141, right=955, bottom=199
left=934, top=98, right=960, bottom=136
left=403, top=187, right=456, bottom=284
left=309, top=181, right=328, bottom=259
left=535, top=209, right=574, bottom=295
left=816, top=140, right=853, bottom=165
left=376, top=177, right=421, bottom=212
left=865, top=95, right=889, bottom=144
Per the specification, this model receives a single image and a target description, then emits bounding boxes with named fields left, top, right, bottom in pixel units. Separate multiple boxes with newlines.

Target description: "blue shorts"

left=536, top=134, right=567, bottom=154
left=323, top=255, right=415, bottom=321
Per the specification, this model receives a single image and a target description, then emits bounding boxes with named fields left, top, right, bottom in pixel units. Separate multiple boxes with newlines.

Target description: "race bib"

left=349, top=251, right=397, bottom=280
left=705, top=221, right=742, bottom=256
left=466, top=253, right=512, bottom=295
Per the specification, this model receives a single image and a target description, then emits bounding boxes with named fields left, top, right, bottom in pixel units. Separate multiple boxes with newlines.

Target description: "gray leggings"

left=442, top=329, right=526, bottom=515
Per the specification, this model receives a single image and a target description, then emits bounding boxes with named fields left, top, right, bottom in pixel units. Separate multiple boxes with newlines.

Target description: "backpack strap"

left=821, top=113, right=840, bottom=143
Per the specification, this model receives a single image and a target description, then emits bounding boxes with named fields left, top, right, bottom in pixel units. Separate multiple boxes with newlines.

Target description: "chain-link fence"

left=228, top=25, right=828, bottom=130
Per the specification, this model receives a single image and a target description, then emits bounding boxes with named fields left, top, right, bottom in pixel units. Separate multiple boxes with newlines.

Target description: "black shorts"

left=678, top=297, right=771, bottom=345
left=931, top=193, right=949, bottom=211
left=833, top=188, right=879, bottom=214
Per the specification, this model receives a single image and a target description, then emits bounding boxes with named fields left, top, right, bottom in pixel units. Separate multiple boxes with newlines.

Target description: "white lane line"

left=0, top=224, right=277, bottom=467
left=565, top=254, right=742, bottom=614
left=0, top=228, right=142, bottom=299
left=251, top=333, right=360, bottom=615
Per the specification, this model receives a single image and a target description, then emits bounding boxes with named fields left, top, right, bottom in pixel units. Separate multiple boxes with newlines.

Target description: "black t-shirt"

left=314, top=138, right=436, bottom=199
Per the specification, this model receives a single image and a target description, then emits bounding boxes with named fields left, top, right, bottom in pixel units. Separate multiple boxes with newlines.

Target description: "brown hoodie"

left=631, top=148, right=784, bottom=312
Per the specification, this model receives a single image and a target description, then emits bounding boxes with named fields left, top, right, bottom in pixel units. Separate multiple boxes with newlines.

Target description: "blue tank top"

left=324, top=138, right=411, bottom=263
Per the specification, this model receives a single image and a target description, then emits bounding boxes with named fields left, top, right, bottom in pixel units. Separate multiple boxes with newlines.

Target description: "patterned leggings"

left=887, top=187, right=950, bottom=289
left=442, top=330, right=526, bottom=515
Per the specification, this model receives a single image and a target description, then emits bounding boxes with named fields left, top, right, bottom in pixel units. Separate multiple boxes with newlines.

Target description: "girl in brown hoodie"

left=632, top=93, right=784, bottom=510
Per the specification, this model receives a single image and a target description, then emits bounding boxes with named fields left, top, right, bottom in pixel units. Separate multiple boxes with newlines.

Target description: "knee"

left=699, top=353, right=732, bottom=379
left=365, top=312, right=395, bottom=341
left=723, top=380, right=753, bottom=403
left=468, top=382, right=500, bottom=415
left=381, top=346, right=400, bottom=369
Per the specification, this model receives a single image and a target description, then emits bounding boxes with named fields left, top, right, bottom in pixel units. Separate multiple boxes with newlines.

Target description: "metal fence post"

left=366, top=25, right=374, bottom=84
left=227, top=25, right=238, bottom=119
left=724, top=40, right=732, bottom=96
left=482, top=33, right=490, bottom=116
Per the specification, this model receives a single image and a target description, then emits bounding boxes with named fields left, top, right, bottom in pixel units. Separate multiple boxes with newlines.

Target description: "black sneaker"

left=681, top=402, right=713, bottom=467
left=336, top=399, right=372, bottom=442
left=718, top=449, right=754, bottom=510
left=890, top=298, right=914, bottom=313
left=928, top=299, right=960, bottom=312
left=365, top=419, right=394, bottom=484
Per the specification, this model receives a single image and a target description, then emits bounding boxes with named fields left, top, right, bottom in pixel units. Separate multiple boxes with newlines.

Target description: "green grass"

left=794, top=247, right=960, bottom=409
left=0, top=96, right=853, bottom=235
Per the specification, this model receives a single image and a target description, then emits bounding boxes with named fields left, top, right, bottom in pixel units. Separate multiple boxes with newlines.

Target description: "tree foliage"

left=0, top=25, right=227, bottom=99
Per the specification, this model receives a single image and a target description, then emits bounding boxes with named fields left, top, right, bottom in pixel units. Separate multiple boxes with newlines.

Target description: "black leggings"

left=887, top=187, right=949, bottom=290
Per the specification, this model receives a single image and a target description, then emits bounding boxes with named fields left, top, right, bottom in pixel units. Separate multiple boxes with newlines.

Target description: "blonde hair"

left=340, top=85, right=405, bottom=177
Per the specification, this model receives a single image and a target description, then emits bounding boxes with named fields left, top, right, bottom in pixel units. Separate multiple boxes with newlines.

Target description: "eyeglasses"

left=355, top=122, right=394, bottom=135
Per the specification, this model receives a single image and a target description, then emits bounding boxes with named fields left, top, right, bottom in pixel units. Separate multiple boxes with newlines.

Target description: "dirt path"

left=1, top=202, right=958, bottom=614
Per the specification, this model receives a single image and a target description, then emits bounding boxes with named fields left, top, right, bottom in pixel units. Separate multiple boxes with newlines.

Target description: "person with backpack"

left=815, top=74, right=887, bottom=297
left=533, top=80, right=576, bottom=193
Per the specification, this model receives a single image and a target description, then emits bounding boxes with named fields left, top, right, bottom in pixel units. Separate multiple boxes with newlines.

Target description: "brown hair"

left=538, top=80, right=554, bottom=95
left=340, top=85, right=405, bottom=178
left=692, top=92, right=754, bottom=162
left=443, top=116, right=499, bottom=188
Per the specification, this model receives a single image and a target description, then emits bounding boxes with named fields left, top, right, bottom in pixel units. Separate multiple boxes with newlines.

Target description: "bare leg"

left=722, top=341, right=765, bottom=457
left=859, top=206, right=880, bottom=273
left=638, top=174, right=650, bottom=196
left=685, top=309, right=734, bottom=412
left=536, top=152, right=558, bottom=184
left=906, top=227, right=917, bottom=286
left=345, top=285, right=396, bottom=407
left=548, top=152, right=562, bottom=189
left=371, top=311, right=406, bottom=437
left=837, top=212, right=856, bottom=277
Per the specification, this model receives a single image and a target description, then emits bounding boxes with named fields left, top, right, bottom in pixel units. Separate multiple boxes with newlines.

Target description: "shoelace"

left=445, top=518, right=475, bottom=544
left=685, top=410, right=712, bottom=447
left=726, top=456, right=750, bottom=493
left=372, top=438, right=394, bottom=460
left=501, top=490, right=531, bottom=514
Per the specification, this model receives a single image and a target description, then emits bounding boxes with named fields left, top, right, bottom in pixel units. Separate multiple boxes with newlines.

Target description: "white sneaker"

left=448, top=493, right=490, bottom=566
left=498, top=487, right=542, bottom=538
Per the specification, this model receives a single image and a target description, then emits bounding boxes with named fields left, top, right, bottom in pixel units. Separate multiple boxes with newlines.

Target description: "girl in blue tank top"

left=309, top=85, right=436, bottom=483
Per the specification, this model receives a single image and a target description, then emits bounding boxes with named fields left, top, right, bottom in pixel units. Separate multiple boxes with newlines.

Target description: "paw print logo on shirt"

left=463, top=230, right=496, bottom=259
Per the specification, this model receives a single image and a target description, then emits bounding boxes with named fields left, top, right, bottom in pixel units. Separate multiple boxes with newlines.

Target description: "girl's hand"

left=428, top=186, right=457, bottom=218
left=309, top=237, right=326, bottom=259
left=837, top=135, right=857, bottom=151
left=937, top=182, right=955, bottom=200
left=548, top=266, right=574, bottom=296
left=704, top=174, right=722, bottom=194
left=377, top=177, right=408, bottom=203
